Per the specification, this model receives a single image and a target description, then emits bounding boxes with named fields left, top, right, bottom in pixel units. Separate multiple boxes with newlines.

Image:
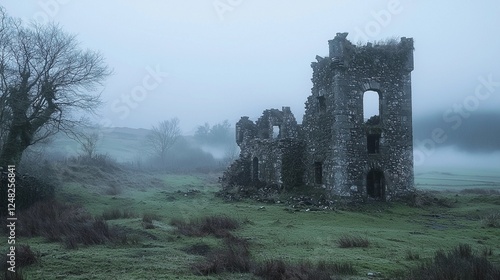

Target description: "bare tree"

left=75, top=131, right=100, bottom=159
left=0, top=7, right=111, bottom=166
left=146, top=118, right=181, bottom=165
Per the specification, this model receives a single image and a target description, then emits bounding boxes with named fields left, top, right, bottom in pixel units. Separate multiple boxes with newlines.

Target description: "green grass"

left=2, top=167, right=500, bottom=279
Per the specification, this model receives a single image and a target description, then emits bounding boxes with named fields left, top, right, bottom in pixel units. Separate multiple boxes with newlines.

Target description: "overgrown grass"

left=4, top=166, right=499, bottom=279
left=15, top=200, right=127, bottom=249
left=192, top=235, right=251, bottom=275
left=460, top=188, right=500, bottom=195
left=170, top=215, right=240, bottom=237
left=406, top=244, right=500, bottom=280
left=254, top=259, right=353, bottom=280
left=1, top=245, right=38, bottom=280
left=101, top=208, right=135, bottom=220
left=336, top=234, right=370, bottom=248
left=482, top=212, right=500, bottom=228
left=142, top=212, right=161, bottom=229
left=1, top=245, right=39, bottom=270
left=405, top=250, right=420, bottom=261
left=3, top=269, right=25, bottom=280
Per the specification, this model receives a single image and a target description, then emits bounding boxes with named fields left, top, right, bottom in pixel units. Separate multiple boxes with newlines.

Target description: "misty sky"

left=2, top=1, right=500, bottom=168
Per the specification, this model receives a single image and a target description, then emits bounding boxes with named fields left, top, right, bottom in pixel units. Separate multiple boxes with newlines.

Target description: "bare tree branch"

left=146, top=118, right=181, bottom=165
left=0, top=7, right=111, bottom=166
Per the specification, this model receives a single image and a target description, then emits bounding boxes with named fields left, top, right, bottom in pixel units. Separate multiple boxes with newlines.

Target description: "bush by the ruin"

left=408, top=190, right=453, bottom=208
left=405, top=244, right=500, bottom=280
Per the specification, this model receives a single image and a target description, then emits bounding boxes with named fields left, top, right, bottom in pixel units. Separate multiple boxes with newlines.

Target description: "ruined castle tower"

left=225, top=33, right=415, bottom=201
left=302, top=32, right=414, bottom=200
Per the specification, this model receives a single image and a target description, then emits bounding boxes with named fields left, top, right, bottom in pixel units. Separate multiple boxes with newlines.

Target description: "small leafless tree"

left=0, top=7, right=111, bottom=166
left=75, top=131, right=100, bottom=159
left=146, top=118, right=181, bottom=165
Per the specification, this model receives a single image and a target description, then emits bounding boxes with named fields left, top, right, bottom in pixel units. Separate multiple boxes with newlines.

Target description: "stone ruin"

left=222, top=32, right=415, bottom=202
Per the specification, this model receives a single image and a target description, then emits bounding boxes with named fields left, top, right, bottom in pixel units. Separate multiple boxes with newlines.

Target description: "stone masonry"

left=224, top=33, right=415, bottom=201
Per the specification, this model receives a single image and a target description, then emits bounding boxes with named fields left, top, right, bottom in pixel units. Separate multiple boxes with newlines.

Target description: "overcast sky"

left=2, top=1, right=500, bottom=168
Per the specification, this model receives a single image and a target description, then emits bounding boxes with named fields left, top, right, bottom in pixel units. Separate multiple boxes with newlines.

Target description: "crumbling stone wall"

left=223, top=33, right=415, bottom=201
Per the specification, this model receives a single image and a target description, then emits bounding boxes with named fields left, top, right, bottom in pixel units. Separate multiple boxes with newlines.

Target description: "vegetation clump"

left=337, top=234, right=370, bottom=248
left=13, top=200, right=126, bottom=249
left=254, top=259, right=354, bottom=280
left=192, top=235, right=251, bottom=275
left=170, top=215, right=240, bottom=238
left=142, top=212, right=161, bottom=229
left=406, top=244, right=500, bottom=280
left=482, top=212, right=500, bottom=228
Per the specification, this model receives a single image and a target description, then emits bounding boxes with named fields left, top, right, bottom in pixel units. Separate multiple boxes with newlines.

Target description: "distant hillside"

left=42, top=127, right=151, bottom=162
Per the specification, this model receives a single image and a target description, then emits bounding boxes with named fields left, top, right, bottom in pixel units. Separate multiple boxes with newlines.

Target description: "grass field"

left=2, top=161, right=499, bottom=279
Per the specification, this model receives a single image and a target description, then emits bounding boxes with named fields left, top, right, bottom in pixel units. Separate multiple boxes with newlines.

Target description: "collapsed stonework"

left=222, top=33, right=415, bottom=201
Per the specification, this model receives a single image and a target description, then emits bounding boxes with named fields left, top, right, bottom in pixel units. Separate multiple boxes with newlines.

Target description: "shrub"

left=15, top=245, right=39, bottom=267
left=0, top=171, right=56, bottom=216
left=1, top=245, right=38, bottom=271
left=101, top=208, right=122, bottom=220
left=142, top=212, right=161, bottom=229
left=482, top=212, right=500, bottom=228
left=3, top=269, right=25, bottom=280
left=170, top=215, right=239, bottom=237
left=254, top=259, right=350, bottom=280
left=104, top=183, right=122, bottom=195
left=482, top=247, right=493, bottom=257
left=182, top=243, right=212, bottom=256
left=317, top=260, right=356, bottom=275
left=192, top=236, right=251, bottom=275
left=101, top=208, right=135, bottom=220
left=405, top=250, right=420, bottom=261
left=337, top=234, right=370, bottom=248
left=406, top=244, right=500, bottom=280
left=69, top=153, right=120, bottom=172
left=14, top=200, right=125, bottom=249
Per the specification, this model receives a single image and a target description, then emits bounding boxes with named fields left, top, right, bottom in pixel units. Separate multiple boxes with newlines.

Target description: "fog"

left=3, top=1, right=499, bottom=170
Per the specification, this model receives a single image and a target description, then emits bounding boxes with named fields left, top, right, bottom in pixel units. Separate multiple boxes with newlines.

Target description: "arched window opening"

left=363, top=90, right=380, bottom=124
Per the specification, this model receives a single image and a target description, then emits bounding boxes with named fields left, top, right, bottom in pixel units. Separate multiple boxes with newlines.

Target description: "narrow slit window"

left=252, top=157, right=259, bottom=181
left=318, top=96, right=326, bottom=113
left=314, top=162, right=323, bottom=184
